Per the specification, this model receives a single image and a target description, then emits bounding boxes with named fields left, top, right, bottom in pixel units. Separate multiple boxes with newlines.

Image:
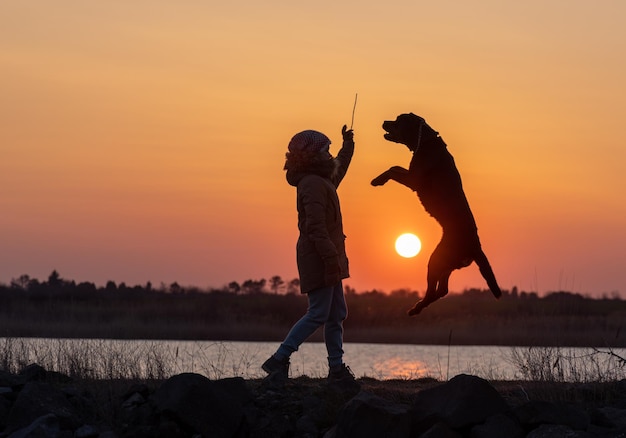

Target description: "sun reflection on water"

left=372, top=356, right=430, bottom=379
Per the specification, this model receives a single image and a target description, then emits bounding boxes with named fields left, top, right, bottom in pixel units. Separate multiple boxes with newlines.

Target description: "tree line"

left=1, top=270, right=624, bottom=347
left=2, top=270, right=623, bottom=303
left=4, top=271, right=304, bottom=296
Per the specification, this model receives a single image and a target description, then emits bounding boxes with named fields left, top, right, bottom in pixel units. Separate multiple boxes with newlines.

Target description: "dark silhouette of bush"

left=0, top=271, right=624, bottom=346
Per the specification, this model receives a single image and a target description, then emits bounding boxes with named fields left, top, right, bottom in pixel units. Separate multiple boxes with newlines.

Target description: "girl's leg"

left=324, top=281, right=347, bottom=369
left=275, top=285, right=334, bottom=360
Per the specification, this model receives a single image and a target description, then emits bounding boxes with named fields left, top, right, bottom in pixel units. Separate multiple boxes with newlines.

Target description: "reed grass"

left=0, top=337, right=173, bottom=380
left=2, top=337, right=623, bottom=386
left=504, top=346, right=626, bottom=403
left=507, top=346, right=626, bottom=383
left=0, top=337, right=275, bottom=382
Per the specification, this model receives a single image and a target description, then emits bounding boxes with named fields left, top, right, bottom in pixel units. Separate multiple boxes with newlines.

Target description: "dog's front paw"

left=371, top=173, right=389, bottom=186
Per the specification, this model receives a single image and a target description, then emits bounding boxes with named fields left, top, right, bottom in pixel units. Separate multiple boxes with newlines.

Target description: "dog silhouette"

left=372, top=113, right=502, bottom=315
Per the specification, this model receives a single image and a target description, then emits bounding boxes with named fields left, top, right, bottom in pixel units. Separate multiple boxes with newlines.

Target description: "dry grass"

left=504, top=345, right=626, bottom=403
left=1, top=337, right=624, bottom=386
left=0, top=337, right=174, bottom=380
left=508, top=345, right=626, bottom=383
left=0, top=338, right=268, bottom=381
left=1, top=337, right=625, bottom=416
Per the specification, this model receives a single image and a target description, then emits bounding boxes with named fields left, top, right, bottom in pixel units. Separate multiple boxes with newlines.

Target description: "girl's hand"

left=341, top=125, right=354, bottom=142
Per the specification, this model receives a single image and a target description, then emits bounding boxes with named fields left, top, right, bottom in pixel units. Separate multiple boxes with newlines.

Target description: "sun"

left=395, top=233, right=422, bottom=258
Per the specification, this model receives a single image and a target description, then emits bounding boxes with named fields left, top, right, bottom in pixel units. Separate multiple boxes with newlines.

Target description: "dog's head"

left=382, top=113, right=437, bottom=152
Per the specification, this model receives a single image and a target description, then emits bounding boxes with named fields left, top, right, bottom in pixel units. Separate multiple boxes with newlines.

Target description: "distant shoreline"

left=1, top=320, right=624, bottom=348
left=2, top=275, right=624, bottom=348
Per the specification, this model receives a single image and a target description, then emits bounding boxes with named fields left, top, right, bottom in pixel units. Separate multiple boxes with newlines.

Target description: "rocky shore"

left=1, top=364, right=625, bottom=437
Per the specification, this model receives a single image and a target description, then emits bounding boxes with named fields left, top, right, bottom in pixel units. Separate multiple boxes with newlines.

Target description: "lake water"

left=130, top=341, right=518, bottom=380
left=6, top=338, right=624, bottom=381
left=208, top=342, right=519, bottom=381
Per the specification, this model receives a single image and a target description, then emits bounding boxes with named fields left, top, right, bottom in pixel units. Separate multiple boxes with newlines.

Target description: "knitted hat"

left=288, top=130, right=331, bottom=154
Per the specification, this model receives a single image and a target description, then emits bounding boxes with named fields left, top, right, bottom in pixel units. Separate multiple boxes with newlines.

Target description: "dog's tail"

left=474, top=249, right=502, bottom=299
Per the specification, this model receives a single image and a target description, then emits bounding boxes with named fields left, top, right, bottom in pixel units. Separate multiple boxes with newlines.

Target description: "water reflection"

left=371, top=357, right=430, bottom=379
left=1, top=339, right=624, bottom=382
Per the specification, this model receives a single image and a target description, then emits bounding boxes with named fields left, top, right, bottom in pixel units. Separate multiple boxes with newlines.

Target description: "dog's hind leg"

left=435, top=269, right=453, bottom=299
left=407, top=247, right=448, bottom=316
left=474, top=249, right=502, bottom=299
left=407, top=275, right=438, bottom=316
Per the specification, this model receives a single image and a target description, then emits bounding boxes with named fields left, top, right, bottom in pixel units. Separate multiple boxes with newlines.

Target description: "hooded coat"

left=285, top=137, right=354, bottom=293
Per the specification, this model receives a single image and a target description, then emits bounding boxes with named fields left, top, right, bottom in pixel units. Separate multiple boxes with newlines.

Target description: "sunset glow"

left=1, top=2, right=625, bottom=297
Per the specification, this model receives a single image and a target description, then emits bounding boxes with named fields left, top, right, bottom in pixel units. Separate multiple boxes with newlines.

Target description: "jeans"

left=275, top=281, right=347, bottom=369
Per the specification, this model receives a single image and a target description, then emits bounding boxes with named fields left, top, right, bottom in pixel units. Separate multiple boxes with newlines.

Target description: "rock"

left=74, top=424, right=99, bottom=438
left=514, top=400, right=590, bottom=431
left=5, top=382, right=82, bottom=434
left=0, top=370, right=23, bottom=388
left=122, top=383, right=150, bottom=400
left=7, top=413, right=60, bottom=438
left=121, top=392, right=145, bottom=409
left=119, top=394, right=154, bottom=436
left=593, top=406, right=626, bottom=429
left=469, top=412, right=525, bottom=438
left=151, top=373, right=251, bottom=438
left=18, top=364, right=47, bottom=382
left=295, top=414, right=318, bottom=436
left=410, top=374, right=510, bottom=434
left=1, top=366, right=625, bottom=437
left=332, top=391, right=410, bottom=438
left=420, top=422, right=463, bottom=438
left=525, top=423, right=587, bottom=438
left=0, top=395, right=12, bottom=429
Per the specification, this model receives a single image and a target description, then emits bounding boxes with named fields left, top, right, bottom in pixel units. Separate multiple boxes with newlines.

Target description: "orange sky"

left=1, top=1, right=625, bottom=297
